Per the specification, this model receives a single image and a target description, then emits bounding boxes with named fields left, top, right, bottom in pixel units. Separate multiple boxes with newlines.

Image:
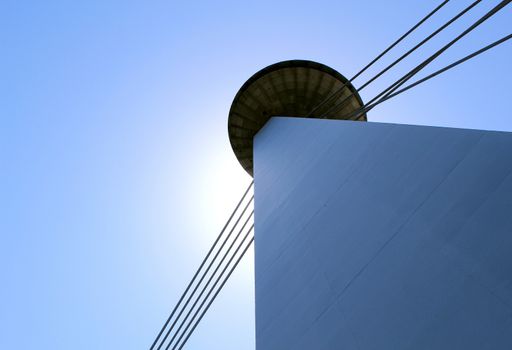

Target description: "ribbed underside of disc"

left=228, top=60, right=367, bottom=176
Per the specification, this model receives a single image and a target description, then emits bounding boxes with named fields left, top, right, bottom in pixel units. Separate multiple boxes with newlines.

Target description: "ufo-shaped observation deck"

left=228, top=59, right=367, bottom=176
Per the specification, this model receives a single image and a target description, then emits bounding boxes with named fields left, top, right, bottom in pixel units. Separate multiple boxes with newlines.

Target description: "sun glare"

left=193, top=150, right=252, bottom=241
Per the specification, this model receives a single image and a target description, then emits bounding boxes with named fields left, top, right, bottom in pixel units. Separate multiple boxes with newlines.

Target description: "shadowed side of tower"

left=253, top=117, right=512, bottom=350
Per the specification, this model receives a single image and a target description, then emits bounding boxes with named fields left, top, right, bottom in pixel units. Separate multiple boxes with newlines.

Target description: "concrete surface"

left=254, top=117, right=512, bottom=350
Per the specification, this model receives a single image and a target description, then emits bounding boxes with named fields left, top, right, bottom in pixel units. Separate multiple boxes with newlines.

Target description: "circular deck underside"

left=228, top=60, right=367, bottom=176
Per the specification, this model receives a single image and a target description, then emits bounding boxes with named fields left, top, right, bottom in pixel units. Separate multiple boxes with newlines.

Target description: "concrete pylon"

left=253, top=117, right=512, bottom=350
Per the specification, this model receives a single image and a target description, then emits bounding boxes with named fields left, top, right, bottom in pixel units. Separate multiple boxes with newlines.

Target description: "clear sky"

left=1, top=1, right=511, bottom=349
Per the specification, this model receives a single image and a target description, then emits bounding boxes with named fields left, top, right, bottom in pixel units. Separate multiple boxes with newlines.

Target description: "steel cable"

left=150, top=181, right=253, bottom=350
left=306, top=0, right=450, bottom=117
left=155, top=193, right=254, bottom=349
left=319, top=0, right=482, bottom=119
left=164, top=210, right=254, bottom=350
left=346, top=0, right=512, bottom=120
left=174, top=228, right=255, bottom=350
left=358, top=33, right=512, bottom=113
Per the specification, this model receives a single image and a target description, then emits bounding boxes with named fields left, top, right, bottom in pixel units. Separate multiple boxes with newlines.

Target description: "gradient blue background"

left=1, top=1, right=510, bottom=349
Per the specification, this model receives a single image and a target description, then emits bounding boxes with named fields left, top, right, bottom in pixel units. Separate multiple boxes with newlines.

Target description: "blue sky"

left=1, top=1, right=510, bottom=349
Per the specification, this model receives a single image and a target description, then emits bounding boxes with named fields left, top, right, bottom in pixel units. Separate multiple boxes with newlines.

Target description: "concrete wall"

left=253, top=117, right=512, bottom=350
